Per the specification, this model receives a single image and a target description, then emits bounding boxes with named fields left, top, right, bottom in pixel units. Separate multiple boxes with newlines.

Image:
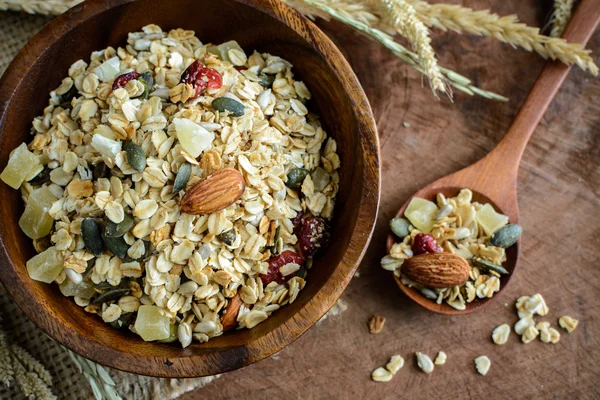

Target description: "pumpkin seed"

left=58, top=84, right=78, bottom=107
left=390, top=217, right=410, bottom=239
left=93, top=162, right=109, bottom=180
left=110, top=312, right=134, bottom=329
left=104, top=213, right=134, bottom=238
left=212, top=97, right=245, bottom=117
left=173, top=162, right=191, bottom=193
left=489, top=224, right=522, bottom=248
left=82, top=218, right=104, bottom=256
left=258, top=73, right=275, bottom=88
left=218, top=229, right=236, bottom=246
left=102, top=233, right=130, bottom=260
left=93, top=288, right=130, bottom=305
left=158, top=324, right=178, bottom=343
left=311, top=167, right=330, bottom=191
left=94, top=279, right=129, bottom=291
left=272, top=225, right=282, bottom=255
left=28, top=168, right=51, bottom=185
left=472, top=257, right=509, bottom=275
left=286, top=168, right=308, bottom=189
left=124, top=141, right=146, bottom=172
left=138, top=71, right=153, bottom=99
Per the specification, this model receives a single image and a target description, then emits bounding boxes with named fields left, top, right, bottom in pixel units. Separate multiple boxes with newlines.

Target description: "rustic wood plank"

left=184, top=0, right=600, bottom=397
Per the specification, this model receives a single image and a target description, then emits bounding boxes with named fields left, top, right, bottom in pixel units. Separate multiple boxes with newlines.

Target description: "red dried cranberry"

left=260, top=250, right=304, bottom=285
left=298, top=217, right=328, bottom=259
left=180, top=60, right=223, bottom=99
left=412, top=233, right=442, bottom=255
left=112, top=71, right=140, bottom=90
left=291, top=211, right=304, bottom=234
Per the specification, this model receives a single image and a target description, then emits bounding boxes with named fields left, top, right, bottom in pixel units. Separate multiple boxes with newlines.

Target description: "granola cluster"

left=2, top=25, right=340, bottom=346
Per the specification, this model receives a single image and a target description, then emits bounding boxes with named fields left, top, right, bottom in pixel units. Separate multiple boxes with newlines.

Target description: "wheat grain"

left=406, top=0, right=598, bottom=75
left=550, top=0, right=574, bottom=37
left=380, top=0, right=447, bottom=95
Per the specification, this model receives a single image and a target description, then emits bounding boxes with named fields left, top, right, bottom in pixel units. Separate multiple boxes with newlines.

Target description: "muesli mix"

left=381, top=189, right=521, bottom=310
left=0, top=25, right=340, bottom=346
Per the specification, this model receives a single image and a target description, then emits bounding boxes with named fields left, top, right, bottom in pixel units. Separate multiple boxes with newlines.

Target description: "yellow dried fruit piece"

left=26, top=246, right=64, bottom=283
left=19, top=186, right=57, bottom=239
left=0, top=142, right=40, bottom=189
left=404, top=197, right=438, bottom=233
left=134, top=305, right=171, bottom=341
left=476, top=203, right=509, bottom=236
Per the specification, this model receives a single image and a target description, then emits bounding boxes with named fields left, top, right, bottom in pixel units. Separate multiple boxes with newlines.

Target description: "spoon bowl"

left=386, top=185, right=519, bottom=315
left=386, top=0, right=600, bottom=315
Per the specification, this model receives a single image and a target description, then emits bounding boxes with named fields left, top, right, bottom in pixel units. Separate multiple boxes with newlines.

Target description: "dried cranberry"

left=298, top=217, right=328, bottom=259
left=260, top=250, right=304, bottom=285
left=180, top=60, right=223, bottom=99
left=412, top=233, right=442, bottom=255
left=291, top=211, right=304, bottom=234
left=112, top=71, right=140, bottom=90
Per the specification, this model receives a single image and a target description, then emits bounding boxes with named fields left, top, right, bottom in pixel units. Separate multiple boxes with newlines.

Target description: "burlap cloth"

left=0, top=10, right=219, bottom=400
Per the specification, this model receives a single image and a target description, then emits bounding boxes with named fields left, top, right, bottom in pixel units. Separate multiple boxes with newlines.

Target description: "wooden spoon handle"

left=486, top=0, right=600, bottom=172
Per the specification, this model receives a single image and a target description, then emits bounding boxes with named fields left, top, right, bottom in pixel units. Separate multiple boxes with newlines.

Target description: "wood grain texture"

left=0, top=0, right=380, bottom=377
left=179, top=0, right=600, bottom=398
left=387, top=0, right=600, bottom=315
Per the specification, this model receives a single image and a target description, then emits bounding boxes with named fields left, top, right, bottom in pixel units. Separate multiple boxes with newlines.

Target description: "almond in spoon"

left=180, top=167, right=245, bottom=215
left=403, top=253, right=470, bottom=288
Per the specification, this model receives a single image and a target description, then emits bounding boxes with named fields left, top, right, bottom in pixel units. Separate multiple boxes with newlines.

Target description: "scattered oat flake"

left=371, top=367, right=393, bottom=382
left=474, top=355, right=491, bottom=376
left=434, top=351, right=446, bottom=365
left=368, top=315, right=386, bottom=334
left=492, top=323, right=511, bottom=345
left=558, top=315, right=578, bottom=333
left=386, top=355, right=404, bottom=374
left=416, top=352, right=434, bottom=373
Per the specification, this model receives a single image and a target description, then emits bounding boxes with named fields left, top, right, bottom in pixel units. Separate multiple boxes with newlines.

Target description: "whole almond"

left=403, top=253, right=470, bottom=288
left=180, top=168, right=245, bottom=215
left=221, top=293, right=242, bottom=331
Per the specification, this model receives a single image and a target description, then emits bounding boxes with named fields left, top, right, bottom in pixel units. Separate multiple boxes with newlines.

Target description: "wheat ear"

left=550, top=0, right=575, bottom=37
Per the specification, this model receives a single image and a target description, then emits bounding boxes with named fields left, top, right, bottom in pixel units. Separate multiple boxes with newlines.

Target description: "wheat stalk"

left=405, top=0, right=598, bottom=75
left=0, top=0, right=82, bottom=15
left=296, top=0, right=507, bottom=100
left=68, top=350, right=122, bottom=400
left=550, top=0, right=575, bottom=37
left=380, top=0, right=447, bottom=95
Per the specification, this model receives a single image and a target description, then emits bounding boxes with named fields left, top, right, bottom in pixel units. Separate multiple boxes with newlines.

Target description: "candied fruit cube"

left=404, top=197, right=438, bottom=233
left=27, top=246, right=64, bottom=283
left=0, top=143, right=40, bottom=189
left=476, top=203, right=509, bottom=236
left=19, top=186, right=57, bottom=239
left=134, top=305, right=171, bottom=341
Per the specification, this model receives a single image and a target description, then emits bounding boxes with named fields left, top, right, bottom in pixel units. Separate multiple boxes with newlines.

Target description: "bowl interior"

left=386, top=187, right=518, bottom=315
left=0, top=0, right=379, bottom=376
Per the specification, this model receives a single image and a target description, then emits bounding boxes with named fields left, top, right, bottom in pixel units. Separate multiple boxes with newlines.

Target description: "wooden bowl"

left=386, top=189, right=518, bottom=315
left=0, top=0, right=380, bottom=377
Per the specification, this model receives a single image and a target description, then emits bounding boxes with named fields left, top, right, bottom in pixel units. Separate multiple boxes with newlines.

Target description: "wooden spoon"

left=387, top=0, right=600, bottom=315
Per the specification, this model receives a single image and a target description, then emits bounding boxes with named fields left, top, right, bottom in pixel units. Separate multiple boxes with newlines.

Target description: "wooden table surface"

left=183, top=1, right=600, bottom=399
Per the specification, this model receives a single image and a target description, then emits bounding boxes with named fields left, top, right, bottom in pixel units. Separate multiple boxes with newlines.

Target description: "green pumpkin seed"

left=82, top=218, right=104, bottom=256
left=110, top=313, right=134, bottom=329
left=138, top=71, right=153, bottom=99
left=104, top=213, right=134, bottom=238
left=472, top=257, right=509, bottom=275
left=94, top=279, right=129, bottom=291
left=286, top=168, right=309, bottom=189
left=158, top=324, right=178, bottom=343
left=124, top=141, right=146, bottom=172
left=390, top=217, right=410, bottom=239
left=489, top=224, right=522, bottom=248
left=93, top=288, right=130, bottom=304
left=271, top=225, right=282, bottom=255
left=28, top=168, right=51, bottom=185
left=102, top=234, right=129, bottom=260
left=173, top=162, right=191, bottom=193
left=212, top=97, right=245, bottom=117
left=58, top=84, right=78, bottom=107
left=93, top=162, right=109, bottom=180
left=218, top=229, right=236, bottom=246
left=258, top=73, right=275, bottom=88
